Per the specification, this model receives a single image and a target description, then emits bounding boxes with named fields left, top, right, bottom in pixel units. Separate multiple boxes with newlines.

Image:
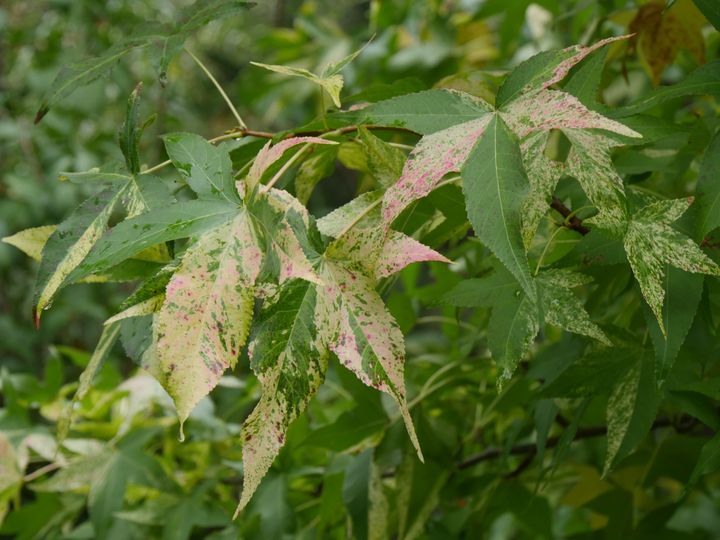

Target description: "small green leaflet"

left=250, top=41, right=368, bottom=109
left=623, top=198, right=720, bottom=334
left=643, top=268, right=704, bottom=385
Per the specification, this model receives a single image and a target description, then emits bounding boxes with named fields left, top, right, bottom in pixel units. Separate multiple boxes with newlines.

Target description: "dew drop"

left=178, top=423, right=185, bottom=442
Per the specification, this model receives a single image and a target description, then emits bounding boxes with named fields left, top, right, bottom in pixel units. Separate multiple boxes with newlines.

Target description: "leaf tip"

left=34, top=106, right=49, bottom=125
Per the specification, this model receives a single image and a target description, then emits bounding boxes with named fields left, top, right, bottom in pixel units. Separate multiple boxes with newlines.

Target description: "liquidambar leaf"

left=382, top=114, right=492, bottom=226
left=624, top=198, right=720, bottom=334
left=629, top=0, right=706, bottom=85
left=318, top=259, right=423, bottom=460
left=2, top=225, right=57, bottom=261
left=163, top=132, right=239, bottom=203
left=33, top=188, right=121, bottom=322
left=495, top=35, right=630, bottom=107
left=245, top=137, right=336, bottom=191
left=145, top=211, right=261, bottom=426
left=236, top=279, right=326, bottom=515
left=462, top=115, right=535, bottom=298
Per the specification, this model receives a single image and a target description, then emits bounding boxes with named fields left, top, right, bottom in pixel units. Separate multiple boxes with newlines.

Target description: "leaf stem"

left=264, top=143, right=312, bottom=190
left=184, top=47, right=247, bottom=129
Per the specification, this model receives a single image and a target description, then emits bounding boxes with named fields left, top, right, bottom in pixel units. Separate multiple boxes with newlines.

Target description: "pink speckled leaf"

left=496, top=35, right=631, bottom=107
left=376, top=232, right=450, bottom=278
left=146, top=211, right=261, bottom=426
left=318, top=258, right=423, bottom=460
left=382, top=115, right=492, bottom=226
left=500, top=90, right=641, bottom=140
left=327, top=221, right=449, bottom=279
left=245, top=137, right=336, bottom=191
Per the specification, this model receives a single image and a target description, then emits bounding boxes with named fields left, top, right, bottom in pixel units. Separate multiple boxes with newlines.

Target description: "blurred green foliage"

left=2, top=1, right=720, bottom=538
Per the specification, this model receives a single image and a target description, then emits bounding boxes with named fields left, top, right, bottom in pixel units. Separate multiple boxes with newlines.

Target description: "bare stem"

left=184, top=47, right=247, bottom=129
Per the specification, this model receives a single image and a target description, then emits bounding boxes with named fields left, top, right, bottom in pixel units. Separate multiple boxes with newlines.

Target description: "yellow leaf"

left=629, top=0, right=707, bottom=85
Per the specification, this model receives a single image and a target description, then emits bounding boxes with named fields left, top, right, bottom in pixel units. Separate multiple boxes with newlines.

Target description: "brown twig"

left=550, top=196, right=590, bottom=236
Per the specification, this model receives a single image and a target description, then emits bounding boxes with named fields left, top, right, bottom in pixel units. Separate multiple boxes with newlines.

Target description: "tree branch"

left=551, top=196, right=590, bottom=236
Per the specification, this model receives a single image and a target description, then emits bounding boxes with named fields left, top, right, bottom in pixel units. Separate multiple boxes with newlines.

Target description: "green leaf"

left=56, top=323, right=121, bottom=444
left=604, top=351, right=661, bottom=473
left=163, top=133, right=240, bottom=203
left=145, top=211, right=260, bottom=427
left=687, top=433, right=720, bottom=491
left=624, top=198, right=720, bottom=334
left=461, top=115, right=535, bottom=298
left=541, top=348, right=635, bottom=398
left=495, top=35, right=629, bottom=108
left=612, top=61, right=720, bottom=117
left=35, top=1, right=255, bottom=122
left=357, top=127, right=406, bottom=188
left=695, top=129, right=720, bottom=238
left=34, top=41, right=149, bottom=124
left=563, top=46, right=609, bottom=107
left=644, top=268, right=704, bottom=384
left=251, top=61, right=345, bottom=108
left=33, top=187, right=122, bottom=321
left=119, top=83, right=144, bottom=175
left=72, top=200, right=237, bottom=280
left=335, top=89, right=493, bottom=135
left=692, top=0, right=720, bottom=29
left=237, top=279, right=326, bottom=514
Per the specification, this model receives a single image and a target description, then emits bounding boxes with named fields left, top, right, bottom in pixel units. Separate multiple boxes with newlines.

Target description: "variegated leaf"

left=500, top=90, right=640, bottom=140
left=496, top=35, right=631, bottom=107
left=317, top=191, right=382, bottom=238
left=33, top=187, right=122, bottom=322
left=538, top=270, right=610, bottom=346
left=2, top=225, right=57, bottom=261
left=145, top=211, right=261, bottom=426
left=624, top=198, right=720, bottom=334
left=382, top=115, right=492, bottom=226
left=245, top=137, right=336, bottom=191
left=236, top=279, right=326, bottom=514
left=519, top=132, right=564, bottom=248
left=250, top=188, right=321, bottom=284
left=318, top=258, right=423, bottom=460
left=564, top=130, right=628, bottom=230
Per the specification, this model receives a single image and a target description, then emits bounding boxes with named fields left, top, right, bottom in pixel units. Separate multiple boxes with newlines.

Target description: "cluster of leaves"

left=3, top=0, right=720, bottom=537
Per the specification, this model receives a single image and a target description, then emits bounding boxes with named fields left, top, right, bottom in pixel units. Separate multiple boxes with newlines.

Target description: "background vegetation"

left=1, top=1, right=719, bottom=538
